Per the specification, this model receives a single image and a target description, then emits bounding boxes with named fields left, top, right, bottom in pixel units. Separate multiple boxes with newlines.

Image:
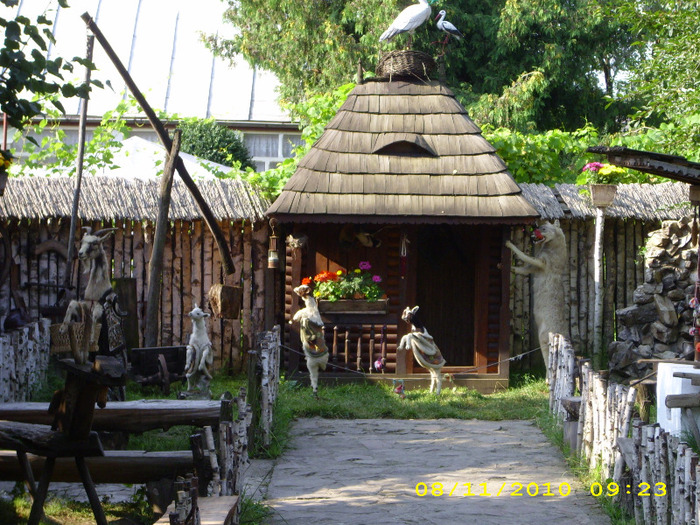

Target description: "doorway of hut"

left=414, top=224, right=477, bottom=370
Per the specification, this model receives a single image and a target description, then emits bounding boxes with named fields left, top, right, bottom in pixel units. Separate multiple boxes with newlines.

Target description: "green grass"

left=0, top=483, right=154, bottom=524
left=280, top=377, right=548, bottom=420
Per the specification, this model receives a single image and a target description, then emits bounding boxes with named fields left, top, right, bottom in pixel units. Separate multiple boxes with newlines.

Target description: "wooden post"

left=64, top=34, right=94, bottom=291
left=593, top=206, right=605, bottom=366
left=82, top=13, right=235, bottom=278
left=145, top=130, right=180, bottom=348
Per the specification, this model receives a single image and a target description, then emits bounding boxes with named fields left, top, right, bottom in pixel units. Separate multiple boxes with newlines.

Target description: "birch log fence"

left=247, top=327, right=282, bottom=450
left=548, top=334, right=700, bottom=524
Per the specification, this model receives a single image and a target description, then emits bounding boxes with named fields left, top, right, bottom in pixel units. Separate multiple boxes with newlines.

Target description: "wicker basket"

left=50, top=322, right=88, bottom=358
left=376, top=50, right=436, bottom=79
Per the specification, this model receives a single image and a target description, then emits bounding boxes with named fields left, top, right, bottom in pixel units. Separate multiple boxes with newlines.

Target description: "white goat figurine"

left=184, top=304, right=214, bottom=392
left=291, top=284, right=328, bottom=396
left=398, top=306, right=446, bottom=394
left=60, top=226, right=117, bottom=364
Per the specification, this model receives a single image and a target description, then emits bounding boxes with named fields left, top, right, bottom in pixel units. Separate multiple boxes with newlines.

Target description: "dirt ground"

left=253, top=418, right=611, bottom=525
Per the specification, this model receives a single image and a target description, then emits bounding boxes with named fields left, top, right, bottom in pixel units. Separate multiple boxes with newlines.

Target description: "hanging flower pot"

left=589, top=184, right=617, bottom=208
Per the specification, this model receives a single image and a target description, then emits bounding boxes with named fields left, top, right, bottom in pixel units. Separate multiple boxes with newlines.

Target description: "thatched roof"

left=0, top=176, right=269, bottom=222
left=522, top=182, right=692, bottom=221
left=267, top=75, right=539, bottom=224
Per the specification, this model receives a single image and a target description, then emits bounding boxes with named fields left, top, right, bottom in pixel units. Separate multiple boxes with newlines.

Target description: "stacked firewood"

left=609, top=218, right=697, bottom=379
left=0, top=320, right=50, bottom=402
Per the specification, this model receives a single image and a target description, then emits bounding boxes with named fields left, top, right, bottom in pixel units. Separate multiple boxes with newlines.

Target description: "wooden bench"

left=0, top=398, right=221, bottom=433
left=0, top=356, right=125, bottom=525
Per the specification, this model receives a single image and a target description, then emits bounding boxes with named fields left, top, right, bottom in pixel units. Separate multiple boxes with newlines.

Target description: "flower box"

left=318, top=298, right=389, bottom=315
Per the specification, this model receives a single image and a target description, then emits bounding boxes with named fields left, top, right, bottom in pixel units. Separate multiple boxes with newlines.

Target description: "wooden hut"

left=267, top=52, right=538, bottom=391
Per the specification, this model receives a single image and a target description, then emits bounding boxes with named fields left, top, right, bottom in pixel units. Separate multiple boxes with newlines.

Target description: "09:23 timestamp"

left=590, top=482, right=666, bottom=497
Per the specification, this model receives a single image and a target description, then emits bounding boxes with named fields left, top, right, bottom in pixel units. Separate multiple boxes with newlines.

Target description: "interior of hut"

left=283, top=221, right=509, bottom=382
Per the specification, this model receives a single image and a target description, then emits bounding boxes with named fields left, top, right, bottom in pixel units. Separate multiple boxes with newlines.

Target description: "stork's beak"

left=435, top=13, right=440, bottom=20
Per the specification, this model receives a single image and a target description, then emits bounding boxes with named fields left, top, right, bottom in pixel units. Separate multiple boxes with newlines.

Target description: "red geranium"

left=313, top=271, right=338, bottom=283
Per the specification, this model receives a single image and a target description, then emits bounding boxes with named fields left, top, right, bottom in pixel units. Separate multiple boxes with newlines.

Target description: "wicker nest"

left=376, top=50, right=436, bottom=80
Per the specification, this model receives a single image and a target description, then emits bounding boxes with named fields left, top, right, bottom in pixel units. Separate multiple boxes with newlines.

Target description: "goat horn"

left=93, top=227, right=118, bottom=237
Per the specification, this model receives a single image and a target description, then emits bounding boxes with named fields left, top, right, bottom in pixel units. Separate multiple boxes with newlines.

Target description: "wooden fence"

left=549, top=335, right=700, bottom=524
left=509, top=217, right=658, bottom=367
left=247, top=327, right=282, bottom=450
left=0, top=217, right=269, bottom=373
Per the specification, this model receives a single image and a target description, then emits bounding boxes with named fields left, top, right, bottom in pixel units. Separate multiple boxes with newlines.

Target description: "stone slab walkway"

left=261, top=418, right=610, bottom=525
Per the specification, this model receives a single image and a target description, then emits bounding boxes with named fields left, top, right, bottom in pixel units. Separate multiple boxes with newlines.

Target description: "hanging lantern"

left=268, top=218, right=279, bottom=269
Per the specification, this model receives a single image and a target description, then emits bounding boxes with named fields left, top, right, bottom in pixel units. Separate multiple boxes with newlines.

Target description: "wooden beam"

left=145, top=129, right=180, bottom=347
left=665, top=393, right=700, bottom=409
left=82, top=13, right=235, bottom=277
left=0, top=400, right=220, bottom=433
left=0, top=450, right=192, bottom=484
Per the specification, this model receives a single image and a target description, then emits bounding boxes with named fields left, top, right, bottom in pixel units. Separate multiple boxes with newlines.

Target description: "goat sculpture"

left=398, top=306, right=446, bottom=394
left=60, top=227, right=121, bottom=365
left=291, top=284, right=328, bottom=397
left=184, top=304, right=214, bottom=393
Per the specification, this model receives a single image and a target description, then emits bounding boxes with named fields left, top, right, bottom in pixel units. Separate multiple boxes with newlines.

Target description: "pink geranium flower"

left=359, top=261, right=372, bottom=270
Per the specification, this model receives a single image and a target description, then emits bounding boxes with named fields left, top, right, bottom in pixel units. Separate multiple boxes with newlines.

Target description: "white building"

left=3, top=0, right=301, bottom=172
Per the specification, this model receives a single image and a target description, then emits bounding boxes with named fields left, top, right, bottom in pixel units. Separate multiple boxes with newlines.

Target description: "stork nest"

left=376, top=50, right=436, bottom=80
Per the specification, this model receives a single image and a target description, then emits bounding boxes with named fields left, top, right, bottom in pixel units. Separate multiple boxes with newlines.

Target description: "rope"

left=279, top=343, right=543, bottom=379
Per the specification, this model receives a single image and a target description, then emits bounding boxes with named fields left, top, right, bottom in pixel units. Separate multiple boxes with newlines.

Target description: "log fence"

left=548, top=334, right=700, bottom=524
left=248, top=327, right=282, bottom=451
left=0, top=217, right=268, bottom=393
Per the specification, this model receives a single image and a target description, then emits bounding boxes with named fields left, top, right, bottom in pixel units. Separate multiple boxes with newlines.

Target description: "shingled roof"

left=267, top=69, right=539, bottom=224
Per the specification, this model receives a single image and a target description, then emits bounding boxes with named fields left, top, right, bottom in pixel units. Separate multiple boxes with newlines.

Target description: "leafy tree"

left=178, top=118, right=254, bottom=170
left=211, top=0, right=641, bottom=132
left=615, top=1, right=700, bottom=158
left=0, top=0, right=97, bottom=130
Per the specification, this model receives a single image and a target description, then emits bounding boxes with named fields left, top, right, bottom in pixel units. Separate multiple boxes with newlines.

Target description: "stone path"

left=259, top=418, right=610, bottom=525
left=0, top=418, right=611, bottom=524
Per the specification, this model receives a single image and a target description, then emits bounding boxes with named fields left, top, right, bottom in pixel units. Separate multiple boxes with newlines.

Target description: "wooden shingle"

left=267, top=78, right=538, bottom=223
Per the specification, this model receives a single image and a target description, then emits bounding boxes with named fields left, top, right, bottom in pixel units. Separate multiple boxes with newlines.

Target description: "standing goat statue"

left=183, top=304, right=214, bottom=395
left=60, top=227, right=126, bottom=369
left=398, top=306, right=446, bottom=394
left=291, top=284, right=328, bottom=397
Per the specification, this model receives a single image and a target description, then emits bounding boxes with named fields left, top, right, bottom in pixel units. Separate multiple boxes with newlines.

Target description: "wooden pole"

left=144, top=130, right=180, bottom=348
left=82, top=12, right=235, bottom=277
left=63, top=34, right=94, bottom=290
left=593, top=206, right=605, bottom=366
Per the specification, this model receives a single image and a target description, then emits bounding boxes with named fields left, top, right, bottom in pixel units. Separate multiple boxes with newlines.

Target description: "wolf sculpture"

left=505, top=220, right=569, bottom=367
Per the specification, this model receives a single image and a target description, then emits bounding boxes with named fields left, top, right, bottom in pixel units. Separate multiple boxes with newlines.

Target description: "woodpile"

left=609, top=218, right=697, bottom=379
left=0, top=320, right=50, bottom=402
left=548, top=335, right=700, bottom=524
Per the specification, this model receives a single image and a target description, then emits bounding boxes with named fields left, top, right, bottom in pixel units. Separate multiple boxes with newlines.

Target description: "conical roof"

left=267, top=75, right=539, bottom=224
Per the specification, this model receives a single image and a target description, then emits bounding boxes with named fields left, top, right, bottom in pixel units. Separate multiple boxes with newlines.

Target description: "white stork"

left=379, top=0, right=432, bottom=46
left=435, top=10, right=464, bottom=43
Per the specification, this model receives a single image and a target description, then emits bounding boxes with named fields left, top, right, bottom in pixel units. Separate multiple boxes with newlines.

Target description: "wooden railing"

left=324, top=324, right=392, bottom=373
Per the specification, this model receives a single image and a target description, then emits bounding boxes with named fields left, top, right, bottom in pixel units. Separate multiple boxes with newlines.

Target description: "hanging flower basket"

left=318, top=298, right=389, bottom=315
